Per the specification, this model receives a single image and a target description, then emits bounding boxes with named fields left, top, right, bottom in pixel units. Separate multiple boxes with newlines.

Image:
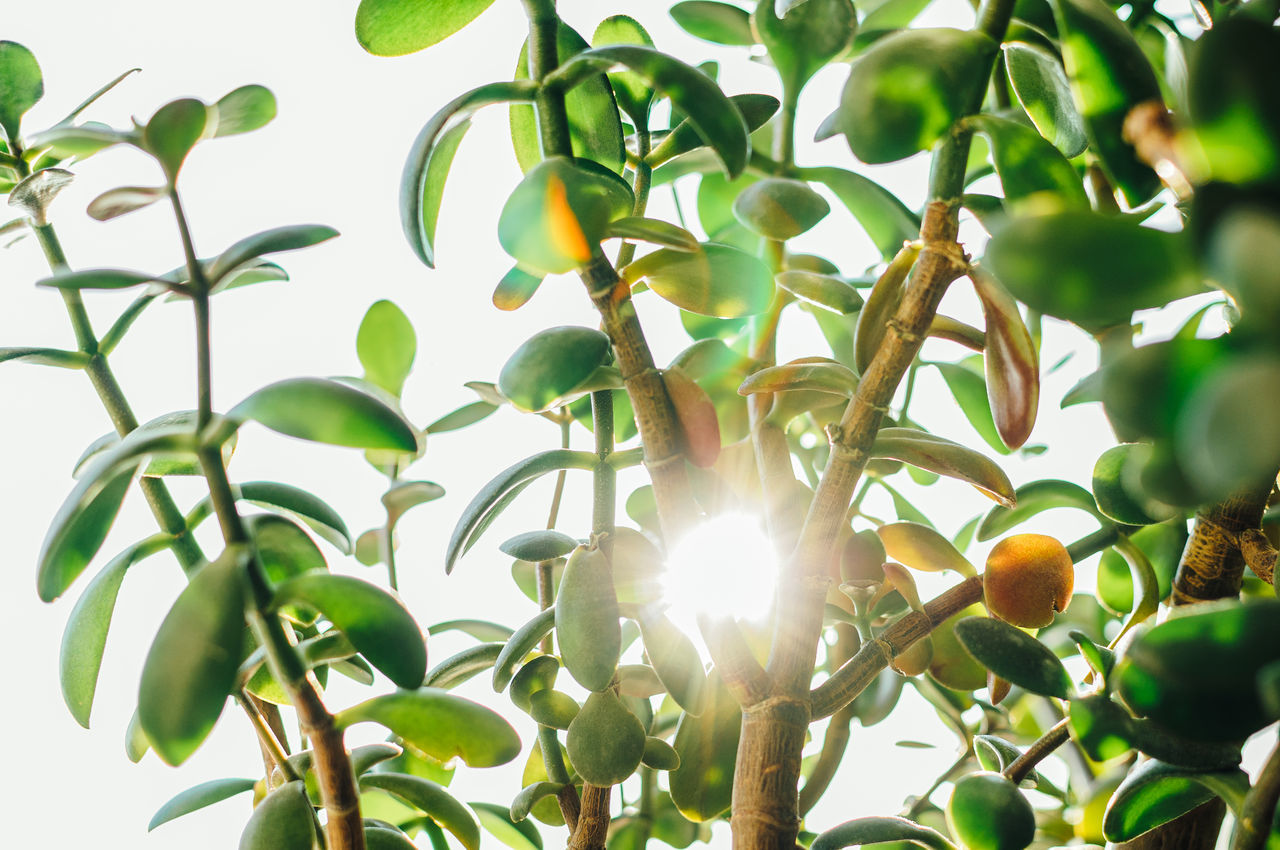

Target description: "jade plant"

left=4, top=0, right=1280, bottom=847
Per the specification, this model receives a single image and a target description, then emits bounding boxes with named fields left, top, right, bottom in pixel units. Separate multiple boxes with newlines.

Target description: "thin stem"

left=520, top=0, right=572, bottom=160
left=1232, top=735, right=1280, bottom=850
left=236, top=691, right=300, bottom=784
left=635, top=766, right=657, bottom=848
left=616, top=132, right=652, bottom=269
left=538, top=414, right=573, bottom=653
left=1003, top=718, right=1070, bottom=786
left=798, top=625, right=858, bottom=814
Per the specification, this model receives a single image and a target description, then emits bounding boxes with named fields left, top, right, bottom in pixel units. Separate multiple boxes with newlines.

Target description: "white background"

left=0, top=1, right=1214, bottom=848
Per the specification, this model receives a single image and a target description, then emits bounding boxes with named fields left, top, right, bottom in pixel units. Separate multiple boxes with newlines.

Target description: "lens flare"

left=662, top=512, right=779, bottom=633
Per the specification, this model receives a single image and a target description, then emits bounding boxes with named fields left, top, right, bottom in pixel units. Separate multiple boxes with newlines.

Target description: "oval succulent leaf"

left=510, top=782, right=564, bottom=823
left=139, top=548, right=248, bottom=766
left=825, top=28, right=997, bottom=164
left=1102, top=759, right=1249, bottom=844
left=740, top=359, right=858, bottom=398
left=641, top=737, right=681, bottom=771
left=528, top=689, right=580, bottom=729
left=953, top=616, right=1075, bottom=699
left=854, top=242, right=920, bottom=373
left=208, top=224, right=339, bottom=285
left=338, top=688, right=521, bottom=767
left=753, top=0, right=857, bottom=95
left=360, top=773, right=481, bottom=850
left=624, top=243, right=774, bottom=318
left=148, top=777, right=257, bottom=832
left=970, top=268, right=1040, bottom=449
left=800, top=167, right=920, bottom=259
left=86, top=185, right=166, bottom=221
left=877, top=521, right=976, bottom=575
left=638, top=610, right=708, bottom=716
left=665, top=366, right=721, bottom=468
left=606, top=216, right=699, bottom=251
left=811, top=816, right=956, bottom=850
left=977, top=478, right=1103, bottom=541
left=238, top=781, right=314, bottom=850
left=273, top=573, right=426, bottom=689
left=358, top=300, right=417, bottom=397
left=400, top=81, right=536, bottom=268
left=670, top=2, right=755, bottom=46
left=872, top=427, right=1015, bottom=506
left=355, top=0, right=498, bottom=56
left=648, top=93, right=779, bottom=168
left=984, top=211, right=1201, bottom=332
left=492, top=608, right=557, bottom=693
left=492, top=265, right=544, bottom=311
left=1003, top=42, right=1088, bottom=158
left=775, top=270, right=862, bottom=314
left=211, top=84, right=277, bottom=137
left=144, top=98, right=207, bottom=179
left=965, top=114, right=1088, bottom=213
left=236, top=480, right=353, bottom=554
left=556, top=545, right=621, bottom=692
left=566, top=690, right=646, bottom=786
left=499, top=326, right=612, bottom=413
left=471, top=801, right=544, bottom=850
left=447, top=449, right=597, bottom=572
left=510, top=655, right=560, bottom=712
left=499, top=530, right=579, bottom=563
left=592, top=15, right=656, bottom=126
left=0, top=40, right=43, bottom=141
left=230, top=377, right=418, bottom=452
left=670, top=672, right=741, bottom=821
left=732, top=177, right=830, bottom=240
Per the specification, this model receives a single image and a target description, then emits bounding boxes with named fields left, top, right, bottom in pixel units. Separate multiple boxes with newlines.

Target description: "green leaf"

left=428, top=619, right=514, bottom=642
left=355, top=0, right=498, bottom=56
left=670, top=2, right=755, bottom=46
left=249, top=513, right=327, bottom=586
left=471, top=801, right=543, bottom=850
left=985, top=211, right=1201, bottom=332
left=37, top=268, right=162, bottom=291
left=1004, top=42, right=1088, bottom=158
left=273, top=574, right=426, bottom=689
left=732, top=177, right=830, bottom=240
left=800, top=167, right=921, bottom=259
left=25, top=122, right=135, bottom=160
left=1114, top=599, right=1280, bottom=742
left=212, top=84, right=276, bottom=137
left=337, top=688, right=522, bottom=767
left=753, top=0, right=857, bottom=96
left=670, top=672, right=740, bottom=821
left=740, top=359, right=858, bottom=401
left=510, top=655, right=561, bottom=713
left=511, top=23, right=625, bottom=174
left=401, top=81, right=536, bottom=268
left=86, top=185, right=166, bottom=221
left=775, top=270, right=862, bottom=314
left=426, top=399, right=499, bottom=433
left=592, top=16, right=656, bottom=127
left=970, top=268, right=1041, bottom=450
left=144, top=98, right=207, bottom=179
left=566, top=691, right=646, bottom=785
left=954, top=616, right=1075, bottom=699
left=360, top=773, right=480, bottom=850
left=365, top=826, right=419, bottom=850
left=872, top=427, right=1015, bottom=506
left=492, top=266, right=544, bottom=311
left=61, top=537, right=170, bottom=728
left=811, top=816, right=957, bottom=850
left=548, top=45, right=749, bottom=178
left=978, top=479, right=1103, bottom=541
left=446, top=449, right=597, bottom=572
left=648, top=94, right=778, bottom=169
left=1092, top=443, right=1178, bottom=526
left=358, top=300, right=417, bottom=397
left=623, top=242, right=773, bottom=318
left=854, top=244, right=919, bottom=374
left=877, top=521, right=976, bottom=575
left=638, top=610, right=708, bottom=716
left=39, top=426, right=196, bottom=602
left=0, top=41, right=43, bottom=142
left=230, top=377, right=418, bottom=452
left=499, top=326, right=612, bottom=413
left=149, top=777, right=257, bottom=831
left=556, top=546, right=621, bottom=692
left=965, top=114, right=1088, bottom=213
left=947, top=772, right=1036, bottom=850
left=383, top=481, right=445, bottom=530
left=236, top=481, right=353, bottom=554
left=510, top=782, right=564, bottom=823
left=606, top=216, right=699, bottom=251
left=1102, top=759, right=1249, bottom=843
left=823, top=29, right=997, bottom=164
left=238, top=781, right=314, bottom=850
left=0, top=346, right=91, bottom=368
left=139, top=548, right=247, bottom=765
left=497, top=157, right=633, bottom=274
left=499, top=530, right=579, bottom=563
left=425, top=643, right=504, bottom=690
left=1052, top=0, right=1162, bottom=205
left=492, top=608, right=557, bottom=693
left=208, top=224, right=339, bottom=285
left=529, top=689, right=580, bottom=729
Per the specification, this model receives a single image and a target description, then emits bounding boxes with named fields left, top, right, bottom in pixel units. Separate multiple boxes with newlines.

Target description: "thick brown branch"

left=809, top=576, right=985, bottom=719
left=1239, top=528, right=1277, bottom=585
left=1172, top=477, right=1275, bottom=604
left=581, top=254, right=699, bottom=542
left=702, top=616, right=772, bottom=707
left=567, top=784, right=611, bottom=850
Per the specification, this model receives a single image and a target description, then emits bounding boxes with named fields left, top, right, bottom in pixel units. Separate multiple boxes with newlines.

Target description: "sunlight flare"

left=662, top=512, right=780, bottom=631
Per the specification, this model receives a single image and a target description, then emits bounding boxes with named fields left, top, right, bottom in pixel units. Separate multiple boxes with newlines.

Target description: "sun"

left=662, top=511, right=780, bottom=632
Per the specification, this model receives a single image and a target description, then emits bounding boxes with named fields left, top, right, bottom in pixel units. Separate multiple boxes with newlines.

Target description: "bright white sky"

left=0, top=1, right=1222, bottom=848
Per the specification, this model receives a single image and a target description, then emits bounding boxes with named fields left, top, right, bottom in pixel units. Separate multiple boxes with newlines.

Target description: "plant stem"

left=236, top=690, right=300, bottom=784
left=1232, top=736, right=1280, bottom=850
left=1002, top=718, right=1070, bottom=786
left=171, top=189, right=365, bottom=850
left=797, top=625, right=858, bottom=815
left=538, top=414, right=573, bottom=653
left=518, top=2, right=699, bottom=544
left=1173, top=475, right=1276, bottom=604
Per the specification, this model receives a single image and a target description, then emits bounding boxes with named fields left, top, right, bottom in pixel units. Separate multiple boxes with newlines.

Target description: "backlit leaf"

left=801, top=167, right=920, bottom=259
left=207, top=224, right=338, bottom=285
left=670, top=672, right=740, bottom=821
left=1102, top=759, right=1248, bottom=843
left=732, top=177, right=830, bottom=240
left=144, top=98, right=207, bottom=179
left=355, top=0, right=498, bottom=56
left=753, top=0, right=857, bottom=96
left=970, top=268, right=1040, bottom=449
left=337, top=688, right=522, bottom=767
left=872, top=428, right=1015, bottom=506
left=498, top=326, right=612, bottom=413
left=670, top=2, right=755, bottom=46
left=0, top=41, right=43, bottom=141
left=566, top=691, right=646, bottom=785
left=556, top=546, right=621, bottom=692
left=358, top=300, right=417, bottom=397
left=878, top=521, right=977, bottom=575
left=811, top=816, right=956, bottom=850
left=966, top=114, right=1088, bottom=213
left=623, top=242, right=773, bottom=318
left=1004, top=42, right=1088, bottom=158
left=212, top=84, right=276, bottom=137
left=230, top=377, right=418, bottom=452
left=977, top=479, right=1102, bottom=541
left=149, top=777, right=257, bottom=831
left=360, top=773, right=480, bottom=850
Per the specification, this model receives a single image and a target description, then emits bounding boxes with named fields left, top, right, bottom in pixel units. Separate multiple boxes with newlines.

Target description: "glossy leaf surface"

left=143, top=98, right=206, bottom=179
left=499, top=326, right=612, bottom=413
left=556, top=546, right=621, bottom=692
left=358, top=300, right=417, bottom=397
left=238, top=781, right=314, bottom=850
left=360, top=773, right=480, bottom=850
left=1004, top=42, right=1088, bottom=157
left=0, top=41, right=43, bottom=140
left=670, top=2, right=755, bottom=46
left=872, top=428, right=1015, bottom=506
left=148, top=777, right=256, bottom=831
left=954, top=616, right=1074, bottom=699
left=338, top=689, right=521, bottom=767
left=732, top=177, right=830, bottom=240
left=230, top=377, right=418, bottom=452
left=624, top=243, right=773, bottom=318
left=355, top=0, right=497, bottom=56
